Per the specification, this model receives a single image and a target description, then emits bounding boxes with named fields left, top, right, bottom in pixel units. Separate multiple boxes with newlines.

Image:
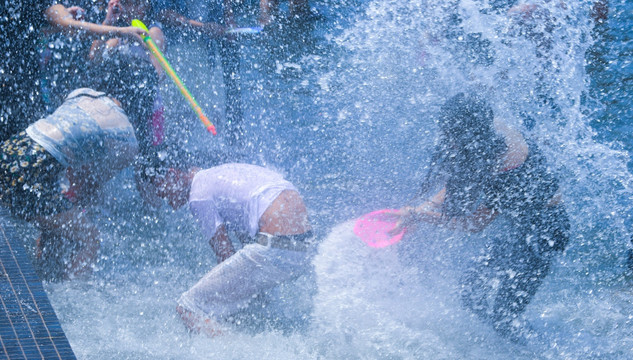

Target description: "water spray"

left=131, top=19, right=217, bottom=136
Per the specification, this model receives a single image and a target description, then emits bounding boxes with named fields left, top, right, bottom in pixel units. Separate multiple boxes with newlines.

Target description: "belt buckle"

left=257, top=232, right=274, bottom=247
left=256, top=232, right=310, bottom=251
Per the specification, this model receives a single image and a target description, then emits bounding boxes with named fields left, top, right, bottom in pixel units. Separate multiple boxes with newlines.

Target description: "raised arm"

left=45, top=4, right=146, bottom=39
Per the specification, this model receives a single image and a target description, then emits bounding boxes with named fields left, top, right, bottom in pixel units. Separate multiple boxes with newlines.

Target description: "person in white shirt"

left=153, top=163, right=313, bottom=336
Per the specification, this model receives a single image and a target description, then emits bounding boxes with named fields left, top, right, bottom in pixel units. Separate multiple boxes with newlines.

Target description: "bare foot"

left=176, top=305, right=225, bottom=337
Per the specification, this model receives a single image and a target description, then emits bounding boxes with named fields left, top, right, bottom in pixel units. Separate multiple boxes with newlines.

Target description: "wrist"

left=181, top=17, right=193, bottom=28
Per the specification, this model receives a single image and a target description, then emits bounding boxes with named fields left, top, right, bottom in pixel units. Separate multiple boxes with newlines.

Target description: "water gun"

left=131, top=19, right=217, bottom=135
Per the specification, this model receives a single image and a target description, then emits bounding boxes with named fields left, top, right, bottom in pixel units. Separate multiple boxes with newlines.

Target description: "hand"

left=389, top=205, right=441, bottom=235
left=389, top=206, right=417, bottom=236
left=202, top=22, right=227, bottom=39
left=119, top=26, right=147, bottom=43
left=104, top=0, right=122, bottom=25
left=67, top=6, right=86, bottom=21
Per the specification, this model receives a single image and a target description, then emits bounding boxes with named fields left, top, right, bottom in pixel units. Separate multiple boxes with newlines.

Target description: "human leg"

left=177, top=244, right=309, bottom=333
left=460, top=237, right=549, bottom=342
left=461, top=206, right=570, bottom=341
left=35, top=208, right=101, bottom=280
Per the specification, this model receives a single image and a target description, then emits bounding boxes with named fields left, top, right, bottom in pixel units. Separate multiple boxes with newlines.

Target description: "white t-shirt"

left=26, top=88, right=138, bottom=180
left=188, top=163, right=297, bottom=238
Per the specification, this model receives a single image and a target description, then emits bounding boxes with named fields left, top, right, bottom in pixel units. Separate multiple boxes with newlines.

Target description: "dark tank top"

left=481, top=141, right=560, bottom=219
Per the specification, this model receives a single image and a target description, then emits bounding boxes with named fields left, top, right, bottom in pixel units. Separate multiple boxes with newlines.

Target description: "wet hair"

left=416, top=93, right=506, bottom=217
left=437, top=92, right=496, bottom=144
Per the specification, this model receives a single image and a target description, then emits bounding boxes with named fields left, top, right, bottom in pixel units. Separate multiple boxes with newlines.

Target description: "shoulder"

left=493, top=119, right=528, bottom=172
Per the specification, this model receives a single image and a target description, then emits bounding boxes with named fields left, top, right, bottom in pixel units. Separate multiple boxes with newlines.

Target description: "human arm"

left=89, top=0, right=166, bottom=74
left=45, top=4, right=146, bottom=40
left=90, top=30, right=166, bottom=75
left=209, top=224, right=235, bottom=263
left=392, top=188, right=446, bottom=233
left=157, top=9, right=226, bottom=38
left=393, top=188, right=498, bottom=233
left=144, top=26, right=167, bottom=75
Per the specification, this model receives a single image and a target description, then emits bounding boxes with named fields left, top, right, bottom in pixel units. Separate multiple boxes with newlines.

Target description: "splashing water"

left=37, top=0, right=633, bottom=358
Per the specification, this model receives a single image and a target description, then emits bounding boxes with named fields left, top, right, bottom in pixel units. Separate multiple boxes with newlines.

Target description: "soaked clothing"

left=0, top=132, right=72, bottom=220
left=181, top=163, right=310, bottom=321
left=178, top=235, right=312, bottom=320
left=189, top=163, right=298, bottom=238
left=0, top=89, right=138, bottom=220
left=459, top=144, right=570, bottom=339
left=26, top=88, right=138, bottom=172
left=481, top=144, right=568, bottom=252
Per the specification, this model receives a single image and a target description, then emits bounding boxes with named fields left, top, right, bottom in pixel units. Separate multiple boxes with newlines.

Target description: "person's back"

left=0, top=88, right=138, bottom=279
left=189, top=163, right=300, bottom=237
left=1, top=88, right=138, bottom=220
left=481, top=140, right=559, bottom=216
left=26, top=88, right=138, bottom=189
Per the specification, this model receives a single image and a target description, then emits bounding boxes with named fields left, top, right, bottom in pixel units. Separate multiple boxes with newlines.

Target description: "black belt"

left=256, top=231, right=314, bottom=251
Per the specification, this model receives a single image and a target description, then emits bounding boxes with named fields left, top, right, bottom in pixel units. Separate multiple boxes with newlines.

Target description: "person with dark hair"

left=150, top=163, right=313, bottom=336
left=0, top=88, right=138, bottom=279
left=393, top=93, right=570, bottom=342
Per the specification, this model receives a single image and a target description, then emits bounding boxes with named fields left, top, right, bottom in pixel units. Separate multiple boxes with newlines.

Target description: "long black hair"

left=414, top=93, right=506, bottom=217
